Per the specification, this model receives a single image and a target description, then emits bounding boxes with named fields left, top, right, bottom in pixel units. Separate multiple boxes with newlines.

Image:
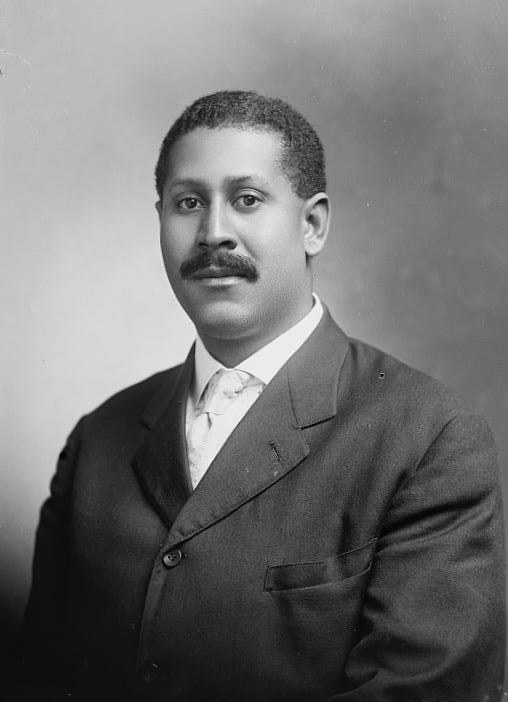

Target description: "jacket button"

left=162, top=548, right=182, bottom=568
left=139, top=661, right=160, bottom=684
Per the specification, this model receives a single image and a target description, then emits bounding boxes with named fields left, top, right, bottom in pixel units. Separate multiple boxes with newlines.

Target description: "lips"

left=191, top=266, right=246, bottom=280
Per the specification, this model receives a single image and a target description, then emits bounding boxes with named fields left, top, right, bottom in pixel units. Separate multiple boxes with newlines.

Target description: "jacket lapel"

left=166, top=363, right=308, bottom=546
left=132, top=349, right=194, bottom=528
left=286, top=307, right=349, bottom=429
left=165, top=308, right=349, bottom=547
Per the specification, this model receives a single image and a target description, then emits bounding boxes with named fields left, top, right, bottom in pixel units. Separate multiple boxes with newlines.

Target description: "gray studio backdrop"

left=2, top=0, right=507, bottom=661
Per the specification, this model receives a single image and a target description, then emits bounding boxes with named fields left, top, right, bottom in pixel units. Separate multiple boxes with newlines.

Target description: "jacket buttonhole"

left=270, top=442, right=282, bottom=463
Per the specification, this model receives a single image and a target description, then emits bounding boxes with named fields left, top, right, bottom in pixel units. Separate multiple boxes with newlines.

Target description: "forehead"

left=165, top=127, right=289, bottom=189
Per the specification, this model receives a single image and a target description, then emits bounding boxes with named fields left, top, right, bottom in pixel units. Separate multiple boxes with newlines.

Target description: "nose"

left=198, top=199, right=237, bottom=249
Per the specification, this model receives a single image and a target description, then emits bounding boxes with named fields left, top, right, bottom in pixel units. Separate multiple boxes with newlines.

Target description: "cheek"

left=160, top=247, right=183, bottom=288
left=265, top=225, right=306, bottom=265
left=251, top=212, right=303, bottom=252
left=160, top=225, right=189, bottom=262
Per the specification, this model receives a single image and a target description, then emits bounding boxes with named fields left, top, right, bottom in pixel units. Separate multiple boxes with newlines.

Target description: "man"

left=22, top=91, right=505, bottom=701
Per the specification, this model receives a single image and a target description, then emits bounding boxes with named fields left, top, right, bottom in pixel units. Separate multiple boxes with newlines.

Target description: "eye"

left=176, top=197, right=203, bottom=211
left=234, top=193, right=261, bottom=209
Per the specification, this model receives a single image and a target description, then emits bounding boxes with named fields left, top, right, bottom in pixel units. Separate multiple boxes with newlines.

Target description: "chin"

left=188, top=301, right=256, bottom=341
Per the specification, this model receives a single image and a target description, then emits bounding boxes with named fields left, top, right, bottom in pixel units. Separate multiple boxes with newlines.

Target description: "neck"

left=199, top=335, right=273, bottom=369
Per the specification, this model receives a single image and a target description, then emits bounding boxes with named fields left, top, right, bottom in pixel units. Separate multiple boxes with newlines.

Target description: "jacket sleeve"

left=327, top=412, right=506, bottom=702
left=18, top=418, right=86, bottom=699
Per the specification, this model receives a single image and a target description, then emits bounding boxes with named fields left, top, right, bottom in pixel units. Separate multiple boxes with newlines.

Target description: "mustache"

left=180, top=251, right=259, bottom=281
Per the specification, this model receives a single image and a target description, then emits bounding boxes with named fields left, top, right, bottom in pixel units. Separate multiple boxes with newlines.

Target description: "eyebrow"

left=167, top=175, right=271, bottom=191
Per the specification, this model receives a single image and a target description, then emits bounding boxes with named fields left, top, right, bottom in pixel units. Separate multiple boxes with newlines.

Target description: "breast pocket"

left=261, top=539, right=378, bottom=689
left=263, top=538, right=377, bottom=592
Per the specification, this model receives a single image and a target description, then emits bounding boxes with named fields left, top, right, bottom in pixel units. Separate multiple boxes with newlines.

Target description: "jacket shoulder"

left=340, top=335, right=498, bottom=489
left=344, top=335, right=470, bottom=426
left=82, top=364, right=184, bottom=426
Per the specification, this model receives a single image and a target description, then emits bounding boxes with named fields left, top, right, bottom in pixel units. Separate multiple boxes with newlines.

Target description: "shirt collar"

left=192, top=294, right=323, bottom=405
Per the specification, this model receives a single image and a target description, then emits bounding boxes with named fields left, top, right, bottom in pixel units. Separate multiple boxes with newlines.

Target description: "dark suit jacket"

left=22, top=309, right=505, bottom=701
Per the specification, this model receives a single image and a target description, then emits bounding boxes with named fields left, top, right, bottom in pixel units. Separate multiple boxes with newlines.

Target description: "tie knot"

left=200, top=369, right=250, bottom=416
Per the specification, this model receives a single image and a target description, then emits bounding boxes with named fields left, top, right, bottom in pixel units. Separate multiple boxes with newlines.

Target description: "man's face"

left=157, top=127, right=323, bottom=350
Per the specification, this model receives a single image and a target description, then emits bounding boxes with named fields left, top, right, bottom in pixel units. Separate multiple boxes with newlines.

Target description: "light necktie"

left=187, top=369, right=251, bottom=488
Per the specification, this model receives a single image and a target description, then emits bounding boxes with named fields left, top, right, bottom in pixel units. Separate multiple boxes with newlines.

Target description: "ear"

left=155, top=200, right=162, bottom=222
left=302, top=192, right=330, bottom=258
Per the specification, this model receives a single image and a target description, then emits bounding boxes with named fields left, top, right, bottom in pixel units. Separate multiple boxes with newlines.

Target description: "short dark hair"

left=155, top=90, right=326, bottom=200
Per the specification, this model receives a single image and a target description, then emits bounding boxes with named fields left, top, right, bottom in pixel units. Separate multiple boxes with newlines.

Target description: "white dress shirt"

left=185, top=295, right=324, bottom=488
